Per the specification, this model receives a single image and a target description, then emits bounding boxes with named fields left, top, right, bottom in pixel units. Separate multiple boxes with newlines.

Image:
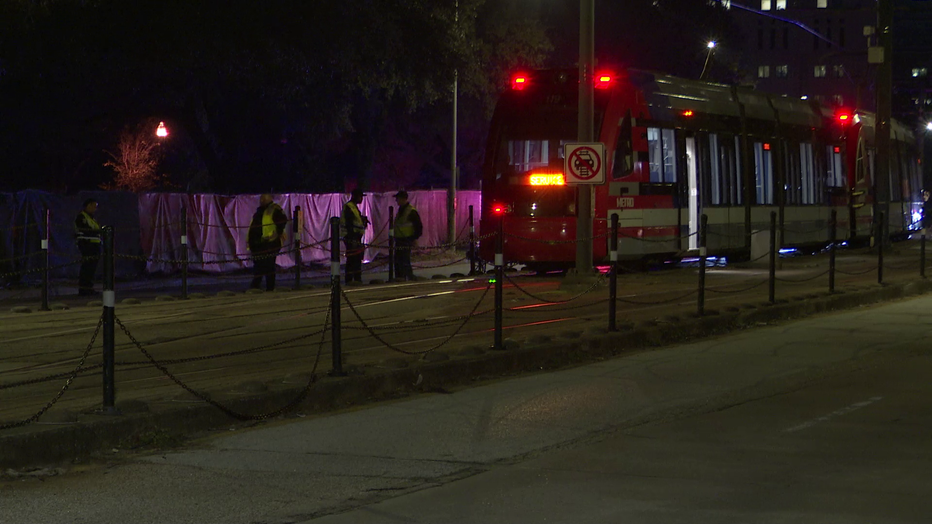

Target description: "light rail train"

left=479, top=68, right=922, bottom=271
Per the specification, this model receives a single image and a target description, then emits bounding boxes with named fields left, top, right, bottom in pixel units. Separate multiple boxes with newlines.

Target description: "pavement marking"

left=784, top=396, right=883, bottom=433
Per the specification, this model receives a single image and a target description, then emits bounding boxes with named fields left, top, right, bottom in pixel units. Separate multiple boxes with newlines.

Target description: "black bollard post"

left=829, top=210, right=837, bottom=293
left=468, top=205, right=477, bottom=275
left=41, top=208, right=50, bottom=311
left=878, top=212, right=884, bottom=285
left=329, top=217, right=344, bottom=376
left=101, top=226, right=118, bottom=414
left=293, top=206, right=302, bottom=290
left=769, top=211, right=776, bottom=303
left=181, top=206, right=188, bottom=300
left=388, top=206, right=395, bottom=283
left=608, top=214, right=619, bottom=332
left=493, top=213, right=504, bottom=350
left=698, top=214, right=708, bottom=316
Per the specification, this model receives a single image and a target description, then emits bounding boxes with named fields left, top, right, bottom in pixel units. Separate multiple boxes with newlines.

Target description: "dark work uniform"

left=248, top=202, right=288, bottom=291
left=74, top=211, right=102, bottom=295
left=393, top=203, right=423, bottom=281
left=341, top=200, right=368, bottom=284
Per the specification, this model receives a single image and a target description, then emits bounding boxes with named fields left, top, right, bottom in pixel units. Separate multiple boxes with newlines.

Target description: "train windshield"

left=491, top=109, right=584, bottom=217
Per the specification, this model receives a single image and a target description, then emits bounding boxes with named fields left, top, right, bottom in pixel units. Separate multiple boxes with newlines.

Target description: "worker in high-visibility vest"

left=392, top=190, right=423, bottom=281
left=74, top=198, right=102, bottom=296
left=341, top=188, right=369, bottom=285
left=247, top=193, right=288, bottom=291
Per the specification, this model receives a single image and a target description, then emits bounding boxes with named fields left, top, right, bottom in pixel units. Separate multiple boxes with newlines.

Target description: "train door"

left=686, top=136, right=700, bottom=250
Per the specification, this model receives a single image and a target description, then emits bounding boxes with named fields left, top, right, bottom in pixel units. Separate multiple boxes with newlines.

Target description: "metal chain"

left=115, top=315, right=324, bottom=421
left=615, top=288, right=698, bottom=305
left=340, top=280, right=492, bottom=356
left=0, top=316, right=103, bottom=430
left=774, top=269, right=831, bottom=284
left=705, top=279, right=769, bottom=294
left=835, top=266, right=878, bottom=276
left=507, top=296, right=610, bottom=313
left=503, top=273, right=605, bottom=304
left=0, top=257, right=85, bottom=281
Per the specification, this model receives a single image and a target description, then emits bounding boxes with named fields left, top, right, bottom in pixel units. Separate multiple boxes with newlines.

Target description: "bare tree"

left=103, top=124, right=165, bottom=192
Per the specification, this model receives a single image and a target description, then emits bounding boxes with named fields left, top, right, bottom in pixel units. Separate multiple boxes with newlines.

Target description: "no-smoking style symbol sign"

left=563, top=143, right=605, bottom=184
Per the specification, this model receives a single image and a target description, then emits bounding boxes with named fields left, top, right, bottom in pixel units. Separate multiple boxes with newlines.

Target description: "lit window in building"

left=912, top=67, right=929, bottom=78
left=817, top=0, right=828, bottom=8
left=776, top=65, right=788, bottom=78
left=775, top=0, right=786, bottom=9
left=814, top=65, right=827, bottom=78
left=761, top=0, right=771, bottom=10
left=759, top=65, right=771, bottom=78
left=833, top=65, right=845, bottom=78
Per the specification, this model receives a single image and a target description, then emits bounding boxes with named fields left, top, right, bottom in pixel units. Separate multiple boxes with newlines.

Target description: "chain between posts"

left=0, top=316, right=103, bottom=430
left=503, top=273, right=605, bottom=304
left=340, top=280, right=492, bottom=356
left=114, top=317, right=324, bottom=421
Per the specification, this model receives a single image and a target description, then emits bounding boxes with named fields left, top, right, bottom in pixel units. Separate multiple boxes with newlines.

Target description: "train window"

left=753, top=142, right=774, bottom=204
left=647, top=127, right=677, bottom=183
left=784, top=143, right=801, bottom=205
left=856, top=139, right=867, bottom=183
left=509, top=140, right=550, bottom=173
left=826, top=145, right=845, bottom=188
left=800, top=143, right=817, bottom=204
left=612, top=112, right=634, bottom=179
left=709, top=134, right=723, bottom=205
left=707, top=133, right=743, bottom=206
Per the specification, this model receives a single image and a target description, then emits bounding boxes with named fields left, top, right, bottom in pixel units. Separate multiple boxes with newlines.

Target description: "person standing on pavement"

left=247, top=193, right=288, bottom=291
left=392, top=190, right=422, bottom=281
left=341, top=188, right=369, bottom=285
left=74, top=198, right=102, bottom=296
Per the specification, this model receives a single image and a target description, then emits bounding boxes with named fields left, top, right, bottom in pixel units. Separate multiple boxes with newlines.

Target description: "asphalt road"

left=2, top=288, right=930, bottom=523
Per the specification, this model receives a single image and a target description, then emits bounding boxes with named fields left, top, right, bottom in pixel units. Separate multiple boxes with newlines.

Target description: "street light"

left=700, top=41, right=716, bottom=80
left=156, top=121, right=169, bottom=138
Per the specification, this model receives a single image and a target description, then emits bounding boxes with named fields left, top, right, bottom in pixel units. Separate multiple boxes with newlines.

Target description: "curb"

left=3, top=278, right=931, bottom=469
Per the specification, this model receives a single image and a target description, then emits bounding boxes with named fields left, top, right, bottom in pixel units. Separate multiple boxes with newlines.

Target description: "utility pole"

left=874, top=0, right=893, bottom=246
left=574, top=0, right=594, bottom=275
left=447, top=0, right=459, bottom=246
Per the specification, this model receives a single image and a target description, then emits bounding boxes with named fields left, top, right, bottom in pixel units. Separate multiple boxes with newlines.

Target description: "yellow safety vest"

left=76, top=212, right=101, bottom=243
left=342, top=201, right=365, bottom=236
left=394, top=204, right=417, bottom=239
left=262, top=204, right=283, bottom=241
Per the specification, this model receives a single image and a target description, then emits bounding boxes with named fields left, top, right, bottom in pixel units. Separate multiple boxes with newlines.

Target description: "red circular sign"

left=568, top=147, right=602, bottom=180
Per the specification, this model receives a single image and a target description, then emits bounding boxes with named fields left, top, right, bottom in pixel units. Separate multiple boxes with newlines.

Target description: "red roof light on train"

left=511, top=74, right=529, bottom=91
left=594, top=73, right=613, bottom=89
left=836, top=110, right=853, bottom=125
left=682, top=110, right=694, bottom=117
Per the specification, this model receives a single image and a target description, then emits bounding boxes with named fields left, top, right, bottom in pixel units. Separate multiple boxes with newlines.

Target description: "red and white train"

left=479, top=68, right=922, bottom=271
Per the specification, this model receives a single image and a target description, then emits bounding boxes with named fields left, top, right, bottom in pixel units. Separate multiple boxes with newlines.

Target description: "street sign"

left=564, top=143, right=605, bottom=184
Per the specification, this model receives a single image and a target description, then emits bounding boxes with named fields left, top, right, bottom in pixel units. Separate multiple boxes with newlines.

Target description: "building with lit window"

left=730, top=0, right=875, bottom=110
